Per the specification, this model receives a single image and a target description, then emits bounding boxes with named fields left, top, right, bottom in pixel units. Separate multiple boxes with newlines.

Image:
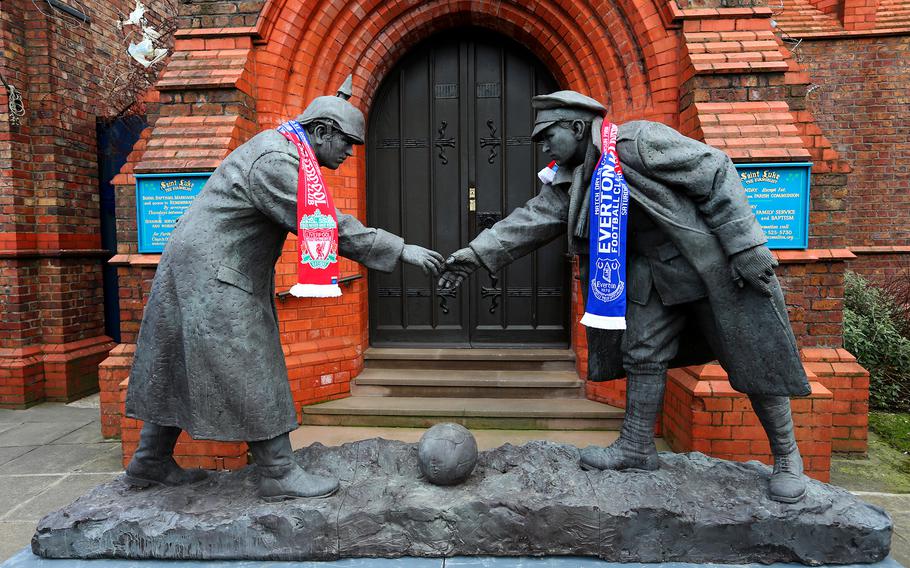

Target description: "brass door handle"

left=468, top=186, right=476, bottom=212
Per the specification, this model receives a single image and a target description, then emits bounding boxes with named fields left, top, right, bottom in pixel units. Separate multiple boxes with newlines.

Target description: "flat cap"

left=298, top=97, right=366, bottom=145
left=531, top=90, right=606, bottom=141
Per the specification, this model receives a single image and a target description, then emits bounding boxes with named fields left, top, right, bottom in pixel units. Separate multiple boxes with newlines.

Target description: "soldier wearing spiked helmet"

left=125, top=77, right=442, bottom=500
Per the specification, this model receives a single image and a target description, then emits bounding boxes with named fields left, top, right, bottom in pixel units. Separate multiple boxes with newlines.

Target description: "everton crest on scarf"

left=580, top=121, right=629, bottom=330
left=277, top=120, right=342, bottom=298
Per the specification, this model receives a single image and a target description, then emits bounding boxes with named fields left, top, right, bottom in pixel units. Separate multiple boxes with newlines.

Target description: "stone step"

left=352, top=368, right=585, bottom=398
left=301, top=397, right=624, bottom=430
left=364, top=347, right=576, bottom=371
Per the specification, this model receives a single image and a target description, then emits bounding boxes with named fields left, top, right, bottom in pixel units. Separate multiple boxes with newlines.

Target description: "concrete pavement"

left=0, top=396, right=122, bottom=562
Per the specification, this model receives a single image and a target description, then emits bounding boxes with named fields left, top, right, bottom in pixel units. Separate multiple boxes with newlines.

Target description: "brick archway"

left=101, top=0, right=870, bottom=478
left=253, top=0, right=681, bottom=129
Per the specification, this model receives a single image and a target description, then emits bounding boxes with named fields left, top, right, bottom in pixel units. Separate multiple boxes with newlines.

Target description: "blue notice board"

left=135, top=172, right=211, bottom=253
left=735, top=162, right=811, bottom=249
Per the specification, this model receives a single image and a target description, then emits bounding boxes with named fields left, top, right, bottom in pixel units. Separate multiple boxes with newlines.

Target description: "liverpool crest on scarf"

left=580, top=121, right=629, bottom=330
left=277, top=120, right=342, bottom=298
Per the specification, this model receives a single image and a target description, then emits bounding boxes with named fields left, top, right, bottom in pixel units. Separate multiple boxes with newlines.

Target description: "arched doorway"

left=367, top=28, right=568, bottom=348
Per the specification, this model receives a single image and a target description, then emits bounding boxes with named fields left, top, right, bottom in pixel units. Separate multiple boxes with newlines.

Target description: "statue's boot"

left=124, top=422, right=208, bottom=487
left=750, top=394, right=807, bottom=503
left=248, top=433, right=339, bottom=501
left=580, top=373, right=665, bottom=471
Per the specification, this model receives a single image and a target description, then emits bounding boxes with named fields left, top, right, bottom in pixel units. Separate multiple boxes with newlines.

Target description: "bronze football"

left=417, top=422, right=478, bottom=485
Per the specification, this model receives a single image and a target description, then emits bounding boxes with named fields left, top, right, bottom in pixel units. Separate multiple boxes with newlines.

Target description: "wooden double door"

left=367, top=30, right=570, bottom=348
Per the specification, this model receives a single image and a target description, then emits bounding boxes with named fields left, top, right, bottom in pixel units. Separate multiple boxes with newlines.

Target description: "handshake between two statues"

left=123, top=78, right=808, bottom=505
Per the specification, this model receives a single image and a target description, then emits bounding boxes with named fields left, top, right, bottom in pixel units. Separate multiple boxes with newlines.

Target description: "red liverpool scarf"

left=277, top=120, right=342, bottom=298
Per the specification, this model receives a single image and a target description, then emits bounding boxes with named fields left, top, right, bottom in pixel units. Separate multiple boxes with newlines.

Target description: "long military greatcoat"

left=469, top=121, right=810, bottom=396
left=125, top=129, right=405, bottom=441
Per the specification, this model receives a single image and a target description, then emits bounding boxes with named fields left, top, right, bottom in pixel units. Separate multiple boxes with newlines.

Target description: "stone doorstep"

left=352, top=368, right=585, bottom=399
left=364, top=347, right=576, bottom=361
left=355, top=369, right=583, bottom=388
left=300, top=397, right=625, bottom=430
left=363, top=348, right=577, bottom=372
left=1, top=550, right=905, bottom=568
left=302, top=397, right=623, bottom=418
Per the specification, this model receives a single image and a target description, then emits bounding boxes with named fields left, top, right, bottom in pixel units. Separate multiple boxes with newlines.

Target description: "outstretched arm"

left=438, top=184, right=570, bottom=289
left=246, top=143, right=437, bottom=274
left=468, top=184, right=570, bottom=273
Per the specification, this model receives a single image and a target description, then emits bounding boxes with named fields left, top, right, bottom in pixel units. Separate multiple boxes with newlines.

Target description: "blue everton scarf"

left=580, top=121, right=629, bottom=330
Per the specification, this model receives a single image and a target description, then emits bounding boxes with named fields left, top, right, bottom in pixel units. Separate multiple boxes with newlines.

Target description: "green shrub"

left=843, top=271, right=910, bottom=412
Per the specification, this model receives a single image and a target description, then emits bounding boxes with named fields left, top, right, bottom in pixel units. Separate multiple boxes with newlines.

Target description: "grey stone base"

left=3, top=549, right=907, bottom=568
left=31, top=440, right=891, bottom=564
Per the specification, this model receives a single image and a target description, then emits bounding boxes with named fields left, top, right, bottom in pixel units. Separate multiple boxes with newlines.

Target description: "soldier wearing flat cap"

left=439, top=90, right=811, bottom=503
left=125, top=77, right=443, bottom=501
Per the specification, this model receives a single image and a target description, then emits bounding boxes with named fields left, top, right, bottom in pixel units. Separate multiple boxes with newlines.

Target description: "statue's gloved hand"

left=729, top=245, right=778, bottom=296
left=401, top=244, right=445, bottom=276
left=437, top=247, right=482, bottom=290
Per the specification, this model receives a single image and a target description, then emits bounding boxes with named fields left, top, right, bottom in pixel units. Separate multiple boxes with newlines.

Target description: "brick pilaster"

left=663, top=365, right=834, bottom=482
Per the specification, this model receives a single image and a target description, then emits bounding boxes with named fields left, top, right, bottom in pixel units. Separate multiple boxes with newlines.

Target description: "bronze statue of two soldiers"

left=126, top=80, right=810, bottom=504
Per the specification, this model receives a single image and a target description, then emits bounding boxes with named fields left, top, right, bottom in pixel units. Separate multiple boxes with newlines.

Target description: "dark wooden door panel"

left=368, top=29, right=568, bottom=347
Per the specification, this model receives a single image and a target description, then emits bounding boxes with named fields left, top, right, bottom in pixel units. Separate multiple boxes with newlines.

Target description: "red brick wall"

left=849, top=250, right=910, bottom=284
left=797, top=35, right=910, bottom=276
left=776, top=251, right=854, bottom=348
left=0, top=0, right=150, bottom=405
left=662, top=366, right=834, bottom=481
left=803, top=348, right=870, bottom=453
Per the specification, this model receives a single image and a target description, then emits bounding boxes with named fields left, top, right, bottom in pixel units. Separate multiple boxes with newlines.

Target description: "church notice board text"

left=135, top=172, right=211, bottom=253
left=735, top=162, right=811, bottom=249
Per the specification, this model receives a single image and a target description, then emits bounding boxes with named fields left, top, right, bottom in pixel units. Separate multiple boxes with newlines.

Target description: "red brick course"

left=802, top=348, right=870, bottom=453
left=662, top=365, right=833, bottom=481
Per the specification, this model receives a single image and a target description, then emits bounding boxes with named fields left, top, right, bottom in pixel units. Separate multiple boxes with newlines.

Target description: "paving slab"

left=0, top=404, right=98, bottom=424
left=0, top=444, right=114, bottom=475
left=0, top=410, right=23, bottom=424
left=52, top=422, right=105, bottom=445
left=72, top=444, right=124, bottom=474
left=0, top=525, right=39, bottom=565
left=885, top=511, right=910, bottom=567
left=0, top=422, right=93, bottom=448
left=0, top=476, right=63, bottom=518
left=0, top=447, right=36, bottom=468
left=0, top=423, right=22, bottom=436
left=3, top=473, right=120, bottom=522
